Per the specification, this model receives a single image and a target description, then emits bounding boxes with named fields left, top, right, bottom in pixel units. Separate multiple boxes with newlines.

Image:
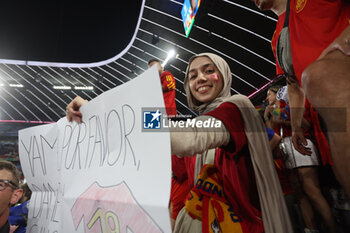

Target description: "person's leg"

left=299, top=196, right=317, bottom=231
left=288, top=169, right=317, bottom=230
left=302, top=50, right=350, bottom=199
left=298, top=167, right=336, bottom=233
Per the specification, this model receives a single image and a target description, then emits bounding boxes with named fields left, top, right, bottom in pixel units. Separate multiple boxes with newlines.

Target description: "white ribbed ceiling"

left=0, top=0, right=278, bottom=123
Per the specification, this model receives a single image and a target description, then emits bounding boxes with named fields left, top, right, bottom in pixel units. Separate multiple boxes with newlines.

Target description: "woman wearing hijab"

left=66, top=53, right=292, bottom=233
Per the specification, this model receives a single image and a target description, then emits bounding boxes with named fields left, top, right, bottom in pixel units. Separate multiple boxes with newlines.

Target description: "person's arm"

left=66, top=96, right=88, bottom=123
left=271, top=133, right=286, bottom=159
left=265, top=126, right=283, bottom=158
left=161, top=72, right=176, bottom=93
left=264, top=105, right=274, bottom=129
left=270, top=117, right=310, bottom=129
left=271, top=118, right=289, bottom=126
left=319, top=25, right=350, bottom=59
left=265, top=119, right=273, bottom=129
left=287, top=78, right=312, bottom=155
left=170, top=115, right=230, bottom=157
left=268, top=130, right=282, bottom=150
left=265, top=105, right=291, bottom=129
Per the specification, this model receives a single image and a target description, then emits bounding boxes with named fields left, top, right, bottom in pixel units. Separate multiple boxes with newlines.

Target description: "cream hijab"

left=183, top=53, right=293, bottom=233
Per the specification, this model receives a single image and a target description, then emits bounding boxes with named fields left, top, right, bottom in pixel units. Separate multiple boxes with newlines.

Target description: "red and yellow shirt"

left=160, top=71, right=177, bottom=117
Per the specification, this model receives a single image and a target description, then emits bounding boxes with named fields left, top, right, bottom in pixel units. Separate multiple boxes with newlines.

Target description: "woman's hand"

left=66, top=96, right=88, bottom=123
left=264, top=105, right=274, bottom=121
left=292, top=130, right=312, bottom=156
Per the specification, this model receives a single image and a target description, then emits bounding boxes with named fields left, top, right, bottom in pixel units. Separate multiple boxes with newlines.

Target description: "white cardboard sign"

left=19, top=66, right=172, bottom=233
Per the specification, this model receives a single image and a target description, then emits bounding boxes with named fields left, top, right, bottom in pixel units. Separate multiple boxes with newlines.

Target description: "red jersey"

left=170, top=177, right=188, bottom=220
left=184, top=156, right=196, bottom=189
left=289, top=0, right=350, bottom=82
left=271, top=0, right=350, bottom=82
left=160, top=71, right=177, bottom=117
left=206, top=102, right=263, bottom=233
left=172, top=155, right=187, bottom=182
left=172, top=155, right=196, bottom=191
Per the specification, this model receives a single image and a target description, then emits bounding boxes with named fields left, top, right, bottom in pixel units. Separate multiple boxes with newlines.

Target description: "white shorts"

left=280, top=136, right=320, bottom=169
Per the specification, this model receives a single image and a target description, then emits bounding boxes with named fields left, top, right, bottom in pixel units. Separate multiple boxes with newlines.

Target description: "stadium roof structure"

left=0, top=0, right=279, bottom=124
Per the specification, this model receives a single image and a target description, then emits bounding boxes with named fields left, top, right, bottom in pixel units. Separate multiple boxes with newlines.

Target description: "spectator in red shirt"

left=148, top=59, right=177, bottom=118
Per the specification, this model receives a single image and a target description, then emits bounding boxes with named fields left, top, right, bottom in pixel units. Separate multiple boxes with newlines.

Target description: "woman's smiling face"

left=188, top=56, right=224, bottom=104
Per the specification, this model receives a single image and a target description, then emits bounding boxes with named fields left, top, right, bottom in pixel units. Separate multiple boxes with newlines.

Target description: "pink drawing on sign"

left=71, top=182, right=163, bottom=233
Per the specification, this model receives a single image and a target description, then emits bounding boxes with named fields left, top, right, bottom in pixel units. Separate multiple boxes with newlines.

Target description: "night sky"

left=0, top=1, right=143, bottom=63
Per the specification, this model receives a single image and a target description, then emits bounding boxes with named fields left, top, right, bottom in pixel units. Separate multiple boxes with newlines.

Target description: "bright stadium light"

left=53, top=85, right=71, bottom=90
left=74, top=86, right=94, bottom=90
left=162, top=49, right=177, bottom=67
left=9, top=84, right=23, bottom=88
